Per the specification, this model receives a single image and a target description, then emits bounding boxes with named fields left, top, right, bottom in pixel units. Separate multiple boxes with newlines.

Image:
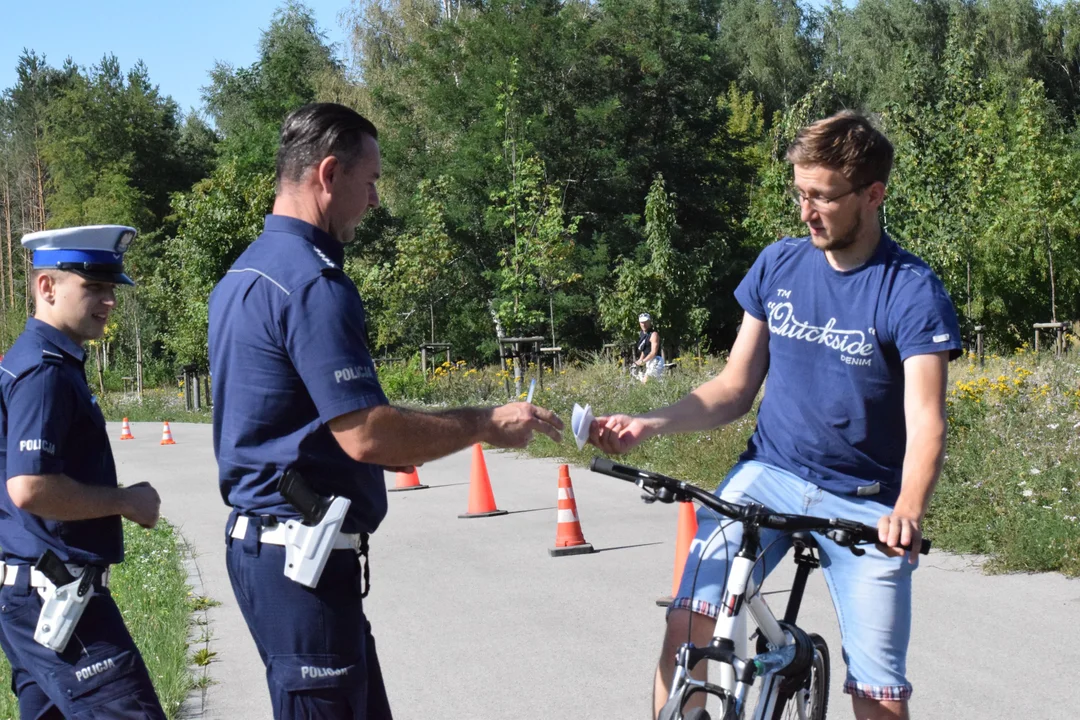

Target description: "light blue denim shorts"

left=671, top=460, right=916, bottom=700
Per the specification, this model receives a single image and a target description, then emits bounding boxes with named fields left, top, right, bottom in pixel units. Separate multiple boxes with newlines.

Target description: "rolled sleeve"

left=5, top=366, right=72, bottom=478
left=282, top=274, right=388, bottom=423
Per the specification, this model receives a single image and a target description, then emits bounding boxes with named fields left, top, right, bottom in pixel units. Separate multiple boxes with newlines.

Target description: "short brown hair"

left=786, top=111, right=894, bottom=187
left=276, top=103, right=379, bottom=185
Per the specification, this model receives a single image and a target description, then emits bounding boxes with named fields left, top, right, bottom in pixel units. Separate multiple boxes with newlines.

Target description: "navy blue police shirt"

left=735, top=234, right=962, bottom=507
left=209, top=215, right=390, bottom=534
left=0, top=318, right=124, bottom=565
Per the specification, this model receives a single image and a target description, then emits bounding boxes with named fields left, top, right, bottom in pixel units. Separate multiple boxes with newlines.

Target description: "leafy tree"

left=600, top=174, right=709, bottom=354
left=718, top=0, right=819, bottom=115
left=156, top=161, right=275, bottom=368
left=352, top=177, right=467, bottom=349
left=487, top=68, right=580, bottom=336
left=204, top=1, right=341, bottom=173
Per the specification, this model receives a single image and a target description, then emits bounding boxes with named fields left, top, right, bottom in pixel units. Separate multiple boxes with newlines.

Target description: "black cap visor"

left=59, top=263, right=135, bottom=287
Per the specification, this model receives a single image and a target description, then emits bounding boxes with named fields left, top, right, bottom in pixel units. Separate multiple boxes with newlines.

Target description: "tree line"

left=3, top=0, right=1080, bottom=388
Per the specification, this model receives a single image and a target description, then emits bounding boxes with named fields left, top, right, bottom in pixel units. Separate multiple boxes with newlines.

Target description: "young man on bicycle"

left=589, top=111, right=960, bottom=720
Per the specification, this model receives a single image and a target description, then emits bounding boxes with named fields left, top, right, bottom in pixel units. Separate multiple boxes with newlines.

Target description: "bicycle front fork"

left=668, top=637, right=757, bottom=718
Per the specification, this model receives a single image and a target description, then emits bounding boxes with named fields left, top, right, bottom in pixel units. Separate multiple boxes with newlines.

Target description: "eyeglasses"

left=789, top=181, right=873, bottom=211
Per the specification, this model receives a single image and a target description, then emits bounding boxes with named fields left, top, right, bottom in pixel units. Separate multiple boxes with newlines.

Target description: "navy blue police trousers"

left=226, top=513, right=393, bottom=719
left=0, top=565, right=165, bottom=719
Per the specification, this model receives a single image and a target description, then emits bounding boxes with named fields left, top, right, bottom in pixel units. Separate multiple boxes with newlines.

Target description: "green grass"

left=926, top=350, right=1080, bottom=574
left=406, top=351, right=1080, bottom=576
left=98, top=387, right=212, bottom=424
left=0, top=520, right=195, bottom=719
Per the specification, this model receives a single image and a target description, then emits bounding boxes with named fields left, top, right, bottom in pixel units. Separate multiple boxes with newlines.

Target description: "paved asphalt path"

left=111, top=421, right=1080, bottom=720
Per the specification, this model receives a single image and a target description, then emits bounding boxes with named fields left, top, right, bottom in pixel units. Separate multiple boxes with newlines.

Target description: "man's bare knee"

left=851, top=696, right=908, bottom=720
left=661, top=609, right=716, bottom=665
left=656, top=609, right=718, bottom=717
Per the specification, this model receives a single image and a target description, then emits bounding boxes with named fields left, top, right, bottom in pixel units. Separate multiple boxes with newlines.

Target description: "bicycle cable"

left=744, top=529, right=799, bottom=607
left=684, top=503, right=738, bottom=648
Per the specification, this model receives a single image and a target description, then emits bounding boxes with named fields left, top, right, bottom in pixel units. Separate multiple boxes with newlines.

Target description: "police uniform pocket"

left=52, top=648, right=145, bottom=714
left=269, top=653, right=361, bottom=693
left=269, top=654, right=364, bottom=719
left=0, top=585, right=40, bottom=621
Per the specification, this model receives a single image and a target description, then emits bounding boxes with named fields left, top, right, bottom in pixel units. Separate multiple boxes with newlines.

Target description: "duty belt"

left=230, top=515, right=360, bottom=550
left=0, top=561, right=110, bottom=589
left=230, top=515, right=371, bottom=597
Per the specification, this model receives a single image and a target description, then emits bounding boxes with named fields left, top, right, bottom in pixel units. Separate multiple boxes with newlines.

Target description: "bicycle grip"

left=589, top=457, right=644, bottom=484
left=590, top=457, right=617, bottom=475
left=857, top=525, right=932, bottom=554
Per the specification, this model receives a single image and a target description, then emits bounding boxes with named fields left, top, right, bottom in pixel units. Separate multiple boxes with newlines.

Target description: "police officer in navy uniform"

left=208, top=103, right=564, bottom=719
left=0, top=225, right=166, bottom=718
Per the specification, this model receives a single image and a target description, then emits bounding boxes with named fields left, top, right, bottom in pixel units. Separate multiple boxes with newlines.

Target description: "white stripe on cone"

left=558, top=488, right=575, bottom=500
left=557, top=509, right=579, bottom=524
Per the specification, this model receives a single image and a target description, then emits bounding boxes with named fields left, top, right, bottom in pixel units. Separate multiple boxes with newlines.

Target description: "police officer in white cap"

left=0, top=225, right=166, bottom=718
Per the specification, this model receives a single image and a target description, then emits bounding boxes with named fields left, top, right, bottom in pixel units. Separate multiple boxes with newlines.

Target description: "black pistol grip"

left=35, top=550, right=76, bottom=587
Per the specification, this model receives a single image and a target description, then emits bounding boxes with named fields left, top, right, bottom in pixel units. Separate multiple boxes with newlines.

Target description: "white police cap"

left=21, top=225, right=137, bottom=286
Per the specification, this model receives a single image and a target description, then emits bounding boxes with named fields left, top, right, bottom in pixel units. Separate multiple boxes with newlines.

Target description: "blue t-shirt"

left=209, top=215, right=390, bottom=534
left=0, top=318, right=123, bottom=565
left=735, top=235, right=961, bottom=506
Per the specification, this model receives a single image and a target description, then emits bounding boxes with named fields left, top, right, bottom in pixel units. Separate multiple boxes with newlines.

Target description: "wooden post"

left=974, top=325, right=984, bottom=367
left=95, top=345, right=105, bottom=397
left=512, top=343, right=522, bottom=398
left=1033, top=322, right=1070, bottom=358
left=183, top=369, right=194, bottom=411
left=133, top=290, right=144, bottom=398
left=499, top=342, right=510, bottom=397
left=420, top=345, right=428, bottom=378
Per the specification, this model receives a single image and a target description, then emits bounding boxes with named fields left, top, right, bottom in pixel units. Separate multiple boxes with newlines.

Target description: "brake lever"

left=826, top=528, right=866, bottom=556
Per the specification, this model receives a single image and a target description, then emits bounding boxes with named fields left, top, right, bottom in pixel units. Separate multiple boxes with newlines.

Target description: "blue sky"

left=1, top=0, right=352, bottom=115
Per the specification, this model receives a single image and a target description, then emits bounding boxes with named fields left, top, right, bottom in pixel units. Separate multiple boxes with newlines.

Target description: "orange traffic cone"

left=119, top=418, right=134, bottom=440
left=388, top=468, right=428, bottom=492
left=657, top=501, right=698, bottom=607
left=549, top=465, right=593, bottom=557
left=458, top=444, right=507, bottom=518
left=159, top=421, right=176, bottom=446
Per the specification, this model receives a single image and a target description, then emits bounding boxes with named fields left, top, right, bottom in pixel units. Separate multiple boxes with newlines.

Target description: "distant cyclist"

left=591, top=112, right=961, bottom=720
left=632, top=312, right=664, bottom=383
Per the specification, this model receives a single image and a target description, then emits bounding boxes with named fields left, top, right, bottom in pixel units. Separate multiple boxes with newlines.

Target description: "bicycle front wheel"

left=771, top=633, right=829, bottom=720
left=658, top=697, right=713, bottom=720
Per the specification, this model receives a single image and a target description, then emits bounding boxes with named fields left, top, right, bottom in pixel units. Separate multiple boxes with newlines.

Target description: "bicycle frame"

left=588, top=457, right=929, bottom=720
left=666, top=522, right=820, bottom=720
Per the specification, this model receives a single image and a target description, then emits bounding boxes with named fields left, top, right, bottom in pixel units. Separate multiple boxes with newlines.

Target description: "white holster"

left=34, top=577, right=92, bottom=652
left=282, top=496, right=352, bottom=588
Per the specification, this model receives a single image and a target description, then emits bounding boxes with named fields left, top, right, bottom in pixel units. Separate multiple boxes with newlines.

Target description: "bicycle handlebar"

left=590, top=457, right=931, bottom=555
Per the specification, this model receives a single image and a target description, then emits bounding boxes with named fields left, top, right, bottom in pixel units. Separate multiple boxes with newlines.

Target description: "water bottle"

left=753, top=644, right=797, bottom=677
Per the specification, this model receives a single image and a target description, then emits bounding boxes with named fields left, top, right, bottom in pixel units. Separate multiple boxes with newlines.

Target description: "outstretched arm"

left=590, top=313, right=770, bottom=454
left=329, top=402, right=563, bottom=467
